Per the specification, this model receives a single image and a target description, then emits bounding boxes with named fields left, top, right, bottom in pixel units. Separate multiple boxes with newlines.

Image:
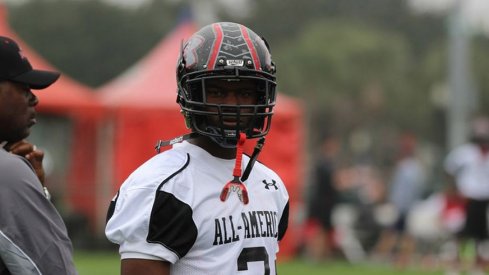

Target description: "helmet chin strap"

left=241, top=137, right=265, bottom=181
left=154, top=132, right=199, bottom=153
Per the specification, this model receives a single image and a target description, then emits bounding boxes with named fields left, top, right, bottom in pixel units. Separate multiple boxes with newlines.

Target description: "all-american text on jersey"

left=213, top=210, right=279, bottom=246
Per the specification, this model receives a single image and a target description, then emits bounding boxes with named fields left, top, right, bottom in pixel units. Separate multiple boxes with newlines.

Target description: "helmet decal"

left=206, top=22, right=262, bottom=70
left=207, top=23, right=224, bottom=70
left=239, top=24, right=262, bottom=71
left=184, top=35, right=205, bottom=70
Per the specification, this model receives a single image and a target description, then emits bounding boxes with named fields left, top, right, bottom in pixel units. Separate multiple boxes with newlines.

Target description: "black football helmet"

left=176, top=22, right=277, bottom=148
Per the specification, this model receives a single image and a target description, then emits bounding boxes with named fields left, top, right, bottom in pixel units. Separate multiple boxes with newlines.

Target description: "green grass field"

left=74, top=250, right=443, bottom=275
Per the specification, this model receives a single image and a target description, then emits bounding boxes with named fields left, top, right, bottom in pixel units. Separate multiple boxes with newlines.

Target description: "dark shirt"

left=307, top=156, right=337, bottom=228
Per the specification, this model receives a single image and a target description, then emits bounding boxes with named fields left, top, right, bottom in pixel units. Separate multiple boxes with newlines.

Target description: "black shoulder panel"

left=147, top=191, right=197, bottom=259
left=147, top=153, right=197, bottom=258
left=105, top=191, right=119, bottom=223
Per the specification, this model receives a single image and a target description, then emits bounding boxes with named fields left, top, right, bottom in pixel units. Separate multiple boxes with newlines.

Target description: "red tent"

left=1, top=5, right=101, bottom=229
left=0, top=6, right=98, bottom=115
left=97, top=21, right=198, bottom=193
left=97, top=21, right=305, bottom=259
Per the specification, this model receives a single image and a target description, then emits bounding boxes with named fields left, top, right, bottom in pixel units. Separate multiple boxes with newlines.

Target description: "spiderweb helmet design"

left=176, top=22, right=277, bottom=148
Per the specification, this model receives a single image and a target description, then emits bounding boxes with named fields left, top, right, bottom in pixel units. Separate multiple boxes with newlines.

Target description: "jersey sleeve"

left=0, top=155, right=76, bottom=275
left=105, top=152, right=197, bottom=264
left=105, top=184, right=167, bottom=260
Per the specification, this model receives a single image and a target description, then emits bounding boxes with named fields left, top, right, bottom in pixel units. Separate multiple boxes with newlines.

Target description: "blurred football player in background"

left=443, top=115, right=489, bottom=275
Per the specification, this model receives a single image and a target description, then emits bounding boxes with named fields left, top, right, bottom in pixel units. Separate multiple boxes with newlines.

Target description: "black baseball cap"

left=0, top=36, right=60, bottom=89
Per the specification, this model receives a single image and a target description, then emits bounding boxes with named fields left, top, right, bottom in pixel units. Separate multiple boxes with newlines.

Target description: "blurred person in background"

left=435, top=181, right=466, bottom=274
left=304, top=134, right=340, bottom=262
left=401, top=180, right=466, bottom=270
left=0, top=36, right=77, bottom=274
left=372, top=133, right=426, bottom=267
left=443, top=115, right=489, bottom=275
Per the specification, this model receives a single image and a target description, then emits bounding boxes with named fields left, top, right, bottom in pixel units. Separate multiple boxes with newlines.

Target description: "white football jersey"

left=105, top=141, right=289, bottom=275
left=444, top=143, right=489, bottom=199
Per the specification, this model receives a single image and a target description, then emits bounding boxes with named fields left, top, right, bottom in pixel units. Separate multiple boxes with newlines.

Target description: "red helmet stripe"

left=240, top=25, right=261, bottom=71
left=207, top=23, right=223, bottom=70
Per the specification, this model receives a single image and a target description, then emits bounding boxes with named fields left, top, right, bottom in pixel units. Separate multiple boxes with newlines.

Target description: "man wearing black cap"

left=0, top=36, right=77, bottom=274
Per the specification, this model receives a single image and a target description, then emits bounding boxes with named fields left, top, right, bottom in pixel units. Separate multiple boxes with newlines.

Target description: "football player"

left=106, top=22, right=289, bottom=275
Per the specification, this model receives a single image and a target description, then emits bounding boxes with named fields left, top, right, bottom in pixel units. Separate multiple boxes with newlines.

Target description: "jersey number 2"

left=237, top=246, right=270, bottom=275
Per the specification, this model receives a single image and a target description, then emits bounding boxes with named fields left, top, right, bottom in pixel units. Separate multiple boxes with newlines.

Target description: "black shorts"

left=461, top=199, right=489, bottom=240
left=393, top=212, right=408, bottom=233
left=308, top=205, right=334, bottom=230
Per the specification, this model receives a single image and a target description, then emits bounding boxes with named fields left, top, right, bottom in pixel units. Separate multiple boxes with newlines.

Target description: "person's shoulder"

left=123, top=147, right=190, bottom=189
left=447, top=143, right=478, bottom=159
left=251, top=160, right=289, bottom=205
left=0, top=148, right=20, bottom=166
left=148, top=147, right=190, bottom=169
left=0, top=150, right=34, bottom=178
left=0, top=150, right=39, bottom=196
left=251, top=159, right=287, bottom=191
left=252, top=160, right=281, bottom=179
left=444, top=143, right=480, bottom=174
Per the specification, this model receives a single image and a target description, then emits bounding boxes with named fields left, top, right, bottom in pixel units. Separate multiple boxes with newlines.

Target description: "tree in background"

left=8, top=0, right=184, bottom=87
left=6, top=0, right=489, bottom=161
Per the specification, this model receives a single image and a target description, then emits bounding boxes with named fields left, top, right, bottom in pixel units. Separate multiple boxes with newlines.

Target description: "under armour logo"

left=262, top=180, right=278, bottom=190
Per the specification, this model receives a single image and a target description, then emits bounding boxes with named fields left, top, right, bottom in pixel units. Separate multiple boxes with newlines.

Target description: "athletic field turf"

left=74, top=251, right=443, bottom=275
